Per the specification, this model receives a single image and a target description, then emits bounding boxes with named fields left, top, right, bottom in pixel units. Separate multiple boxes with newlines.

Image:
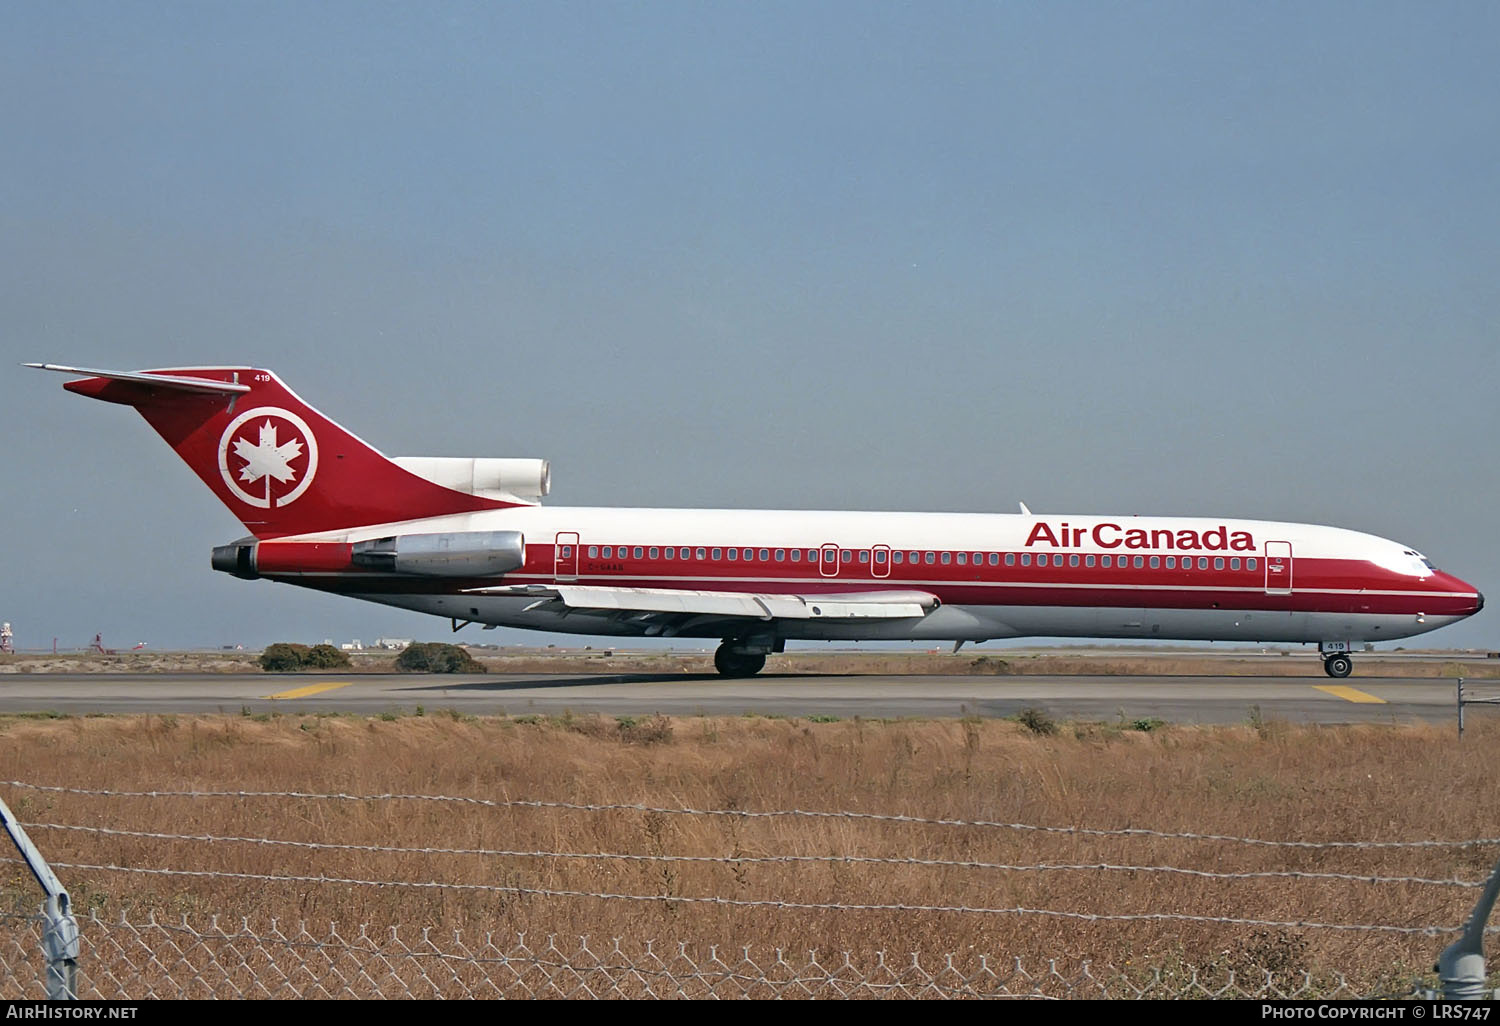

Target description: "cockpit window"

left=1377, top=547, right=1435, bottom=577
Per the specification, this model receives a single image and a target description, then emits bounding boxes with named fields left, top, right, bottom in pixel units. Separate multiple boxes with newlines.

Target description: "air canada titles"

left=1025, top=522, right=1257, bottom=551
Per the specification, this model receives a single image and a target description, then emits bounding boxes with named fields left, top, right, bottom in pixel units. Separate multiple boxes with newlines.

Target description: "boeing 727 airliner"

left=29, top=364, right=1484, bottom=678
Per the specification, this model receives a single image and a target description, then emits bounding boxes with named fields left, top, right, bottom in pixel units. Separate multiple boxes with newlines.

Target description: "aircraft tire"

left=1323, top=654, right=1353, bottom=679
left=714, top=645, right=766, bottom=678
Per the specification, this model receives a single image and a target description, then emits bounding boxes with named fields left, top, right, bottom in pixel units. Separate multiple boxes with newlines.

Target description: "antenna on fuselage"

left=1018, top=502, right=1032, bottom=516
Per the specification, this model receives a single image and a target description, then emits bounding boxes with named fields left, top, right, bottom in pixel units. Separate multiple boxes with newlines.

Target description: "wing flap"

left=467, top=584, right=938, bottom=621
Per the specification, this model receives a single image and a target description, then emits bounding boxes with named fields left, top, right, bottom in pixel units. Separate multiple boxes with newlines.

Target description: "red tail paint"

left=61, top=367, right=516, bottom=538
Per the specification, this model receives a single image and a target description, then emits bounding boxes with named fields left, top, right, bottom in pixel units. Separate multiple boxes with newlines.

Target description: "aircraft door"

left=872, top=544, right=891, bottom=578
left=555, top=532, right=579, bottom=582
left=1264, top=541, right=1292, bottom=595
left=820, top=544, right=839, bottom=577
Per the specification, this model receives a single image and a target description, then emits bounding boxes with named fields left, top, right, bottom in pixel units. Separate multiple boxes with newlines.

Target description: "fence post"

left=1437, top=851, right=1500, bottom=999
left=0, top=791, right=80, bottom=999
left=1458, top=677, right=1466, bottom=739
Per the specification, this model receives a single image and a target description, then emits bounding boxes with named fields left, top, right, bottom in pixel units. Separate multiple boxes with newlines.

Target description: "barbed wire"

left=1, top=856, right=1476, bottom=936
left=15, top=821, right=1486, bottom=889
left=7, top=780, right=1497, bottom=850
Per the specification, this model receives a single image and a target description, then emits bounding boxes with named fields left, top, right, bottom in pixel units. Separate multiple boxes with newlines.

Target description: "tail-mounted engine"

left=391, top=457, right=550, bottom=505
left=212, top=530, right=526, bottom=580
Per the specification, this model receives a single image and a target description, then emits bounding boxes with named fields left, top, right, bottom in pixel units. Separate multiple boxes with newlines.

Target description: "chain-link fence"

left=0, top=910, right=1421, bottom=999
left=4, top=779, right=1497, bottom=999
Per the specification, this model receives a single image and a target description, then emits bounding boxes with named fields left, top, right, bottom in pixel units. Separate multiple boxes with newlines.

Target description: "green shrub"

left=395, top=643, right=486, bottom=674
left=258, top=642, right=351, bottom=672
left=304, top=644, right=352, bottom=669
left=259, top=643, right=311, bottom=672
left=1015, top=706, right=1058, bottom=736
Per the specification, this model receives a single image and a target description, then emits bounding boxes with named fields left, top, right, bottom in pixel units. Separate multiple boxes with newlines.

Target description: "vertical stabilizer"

left=29, top=364, right=517, bottom=538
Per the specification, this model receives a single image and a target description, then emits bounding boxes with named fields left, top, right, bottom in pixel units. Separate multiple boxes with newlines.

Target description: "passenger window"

left=810, top=550, right=821, bottom=561
left=588, top=546, right=599, bottom=558
left=1085, top=555, right=1095, bottom=567
left=561, top=546, right=572, bottom=557
left=859, top=550, right=870, bottom=563
left=989, top=553, right=1000, bottom=566
left=1149, top=556, right=1159, bottom=568
left=1198, top=557, right=1208, bottom=570
left=925, top=552, right=936, bottom=564
left=1247, top=558, right=1257, bottom=570
left=909, top=551, right=920, bottom=563
left=1165, top=556, right=1174, bottom=569
left=1037, top=554, right=1048, bottom=567
left=775, top=549, right=785, bottom=561
left=1005, top=553, right=1015, bottom=566
left=1101, top=555, right=1111, bottom=568
left=602, top=546, right=612, bottom=558
left=634, top=547, right=643, bottom=558
left=712, top=548, right=722, bottom=560
left=874, top=550, right=886, bottom=564
left=728, top=548, right=738, bottom=560
left=791, top=550, right=801, bottom=562
left=696, top=547, right=706, bottom=560
left=1214, top=557, right=1225, bottom=570
left=1133, top=556, right=1144, bottom=568
left=956, top=553, right=967, bottom=565
left=760, top=549, right=769, bottom=561
left=649, top=547, right=659, bottom=559
left=1230, top=558, right=1240, bottom=570
left=893, top=552, right=903, bottom=564
left=841, top=550, right=853, bottom=562
left=664, top=547, right=674, bottom=559
left=1069, top=554, right=1079, bottom=567
left=941, top=552, right=952, bottom=565
left=1021, top=554, right=1031, bottom=566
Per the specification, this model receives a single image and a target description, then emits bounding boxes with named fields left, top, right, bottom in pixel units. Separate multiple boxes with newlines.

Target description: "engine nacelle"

left=351, top=531, right=526, bottom=577
left=392, top=457, right=550, bottom=504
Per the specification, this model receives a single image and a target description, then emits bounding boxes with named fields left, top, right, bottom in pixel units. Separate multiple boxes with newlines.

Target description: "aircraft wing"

left=465, top=584, right=938, bottom=625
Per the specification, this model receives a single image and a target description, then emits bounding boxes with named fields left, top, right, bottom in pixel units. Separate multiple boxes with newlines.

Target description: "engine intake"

left=392, top=457, right=550, bottom=504
left=350, top=530, right=525, bottom=577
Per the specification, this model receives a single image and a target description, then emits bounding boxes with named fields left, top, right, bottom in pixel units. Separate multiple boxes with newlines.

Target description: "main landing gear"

left=713, top=636, right=779, bottom=677
left=714, top=646, right=765, bottom=678
left=1322, top=653, right=1353, bottom=679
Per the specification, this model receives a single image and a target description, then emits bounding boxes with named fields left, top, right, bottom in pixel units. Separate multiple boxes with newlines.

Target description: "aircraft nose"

left=1478, top=591, right=1486, bottom=613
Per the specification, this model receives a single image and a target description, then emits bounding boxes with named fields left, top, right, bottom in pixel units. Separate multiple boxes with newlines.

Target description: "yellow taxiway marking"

left=264, top=681, right=355, bottom=700
left=1313, top=684, right=1386, bottom=704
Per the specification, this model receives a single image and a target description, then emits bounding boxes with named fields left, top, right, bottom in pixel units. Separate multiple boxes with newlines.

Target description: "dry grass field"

left=3, top=710, right=1498, bottom=995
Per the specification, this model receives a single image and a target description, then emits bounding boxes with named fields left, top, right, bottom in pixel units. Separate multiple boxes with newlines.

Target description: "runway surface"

left=0, top=672, right=1485, bottom=724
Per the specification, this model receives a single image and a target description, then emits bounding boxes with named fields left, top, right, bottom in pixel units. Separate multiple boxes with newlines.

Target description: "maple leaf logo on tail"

left=234, top=420, right=303, bottom=502
left=217, top=408, right=319, bottom=508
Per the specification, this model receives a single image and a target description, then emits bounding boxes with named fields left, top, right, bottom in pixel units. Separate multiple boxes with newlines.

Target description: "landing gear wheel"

left=1323, top=654, right=1353, bottom=679
left=714, top=645, right=766, bottom=678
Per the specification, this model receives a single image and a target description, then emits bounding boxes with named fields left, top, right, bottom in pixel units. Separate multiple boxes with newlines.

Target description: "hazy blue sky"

left=2, top=2, right=1496, bottom=651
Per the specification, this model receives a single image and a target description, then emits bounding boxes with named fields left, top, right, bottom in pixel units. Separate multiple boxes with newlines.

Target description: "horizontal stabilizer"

left=25, top=363, right=252, bottom=395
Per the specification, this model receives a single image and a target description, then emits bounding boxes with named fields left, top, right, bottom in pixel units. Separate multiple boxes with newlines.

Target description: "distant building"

left=373, top=638, right=412, bottom=650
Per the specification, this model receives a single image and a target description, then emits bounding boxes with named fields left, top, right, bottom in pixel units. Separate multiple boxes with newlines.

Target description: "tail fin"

left=28, top=364, right=518, bottom=539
